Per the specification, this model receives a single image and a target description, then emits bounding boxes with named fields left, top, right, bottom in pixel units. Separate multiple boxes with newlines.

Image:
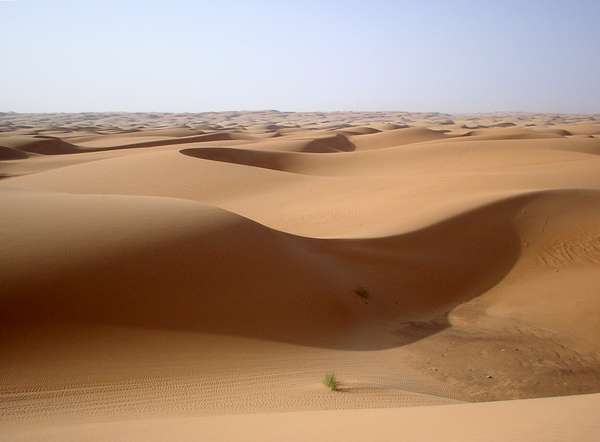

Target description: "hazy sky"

left=1, top=1, right=599, bottom=113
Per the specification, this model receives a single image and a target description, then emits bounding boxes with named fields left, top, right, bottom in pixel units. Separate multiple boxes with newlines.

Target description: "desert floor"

left=1, top=111, right=600, bottom=440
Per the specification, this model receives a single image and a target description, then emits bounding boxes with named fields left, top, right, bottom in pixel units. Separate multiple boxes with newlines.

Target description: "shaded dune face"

left=0, top=189, right=542, bottom=350
left=5, top=188, right=599, bottom=350
left=0, top=135, right=79, bottom=155
left=180, top=147, right=309, bottom=172
left=0, top=146, right=29, bottom=160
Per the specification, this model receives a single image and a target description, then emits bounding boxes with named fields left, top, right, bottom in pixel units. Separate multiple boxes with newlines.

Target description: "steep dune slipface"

left=0, top=146, right=29, bottom=160
left=0, top=135, right=79, bottom=155
left=0, top=187, right=523, bottom=348
left=4, top=187, right=599, bottom=349
left=2, top=113, right=600, bottom=434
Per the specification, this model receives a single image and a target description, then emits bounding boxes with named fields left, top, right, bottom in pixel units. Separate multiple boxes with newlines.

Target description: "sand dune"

left=350, top=126, right=452, bottom=150
left=1, top=187, right=535, bottom=344
left=459, top=126, right=569, bottom=140
left=2, top=111, right=600, bottom=440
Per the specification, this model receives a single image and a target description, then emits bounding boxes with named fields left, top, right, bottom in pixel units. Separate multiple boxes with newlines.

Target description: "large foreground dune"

left=1, top=111, right=600, bottom=440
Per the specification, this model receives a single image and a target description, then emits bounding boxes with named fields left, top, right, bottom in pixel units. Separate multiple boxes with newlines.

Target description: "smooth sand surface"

left=2, top=111, right=600, bottom=440
left=3, top=393, right=600, bottom=442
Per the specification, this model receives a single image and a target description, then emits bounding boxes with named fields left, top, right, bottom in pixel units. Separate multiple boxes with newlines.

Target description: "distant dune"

left=1, top=111, right=600, bottom=441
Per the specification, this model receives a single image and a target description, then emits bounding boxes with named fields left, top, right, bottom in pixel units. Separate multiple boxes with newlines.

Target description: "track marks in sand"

left=0, top=366, right=457, bottom=423
left=537, top=234, right=600, bottom=268
left=0, top=326, right=458, bottom=424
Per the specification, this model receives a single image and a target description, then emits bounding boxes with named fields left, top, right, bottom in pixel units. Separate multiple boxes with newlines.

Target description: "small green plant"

left=323, top=373, right=338, bottom=391
left=354, top=286, right=369, bottom=300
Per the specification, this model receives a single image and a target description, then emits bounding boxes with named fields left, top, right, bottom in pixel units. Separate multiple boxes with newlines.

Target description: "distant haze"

left=1, top=0, right=599, bottom=114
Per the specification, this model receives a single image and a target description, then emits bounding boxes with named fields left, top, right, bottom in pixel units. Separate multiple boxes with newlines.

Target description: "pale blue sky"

left=1, top=1, right=599, bottom=113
